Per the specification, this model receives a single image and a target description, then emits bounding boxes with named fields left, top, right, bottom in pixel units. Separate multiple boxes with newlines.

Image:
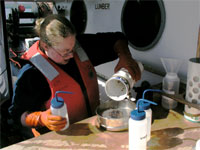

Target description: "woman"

left=9, top=14, right=141, bottom=138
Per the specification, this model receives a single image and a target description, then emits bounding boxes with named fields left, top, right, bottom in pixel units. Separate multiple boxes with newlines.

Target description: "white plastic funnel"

left=161, top=57, right=182, bottom=74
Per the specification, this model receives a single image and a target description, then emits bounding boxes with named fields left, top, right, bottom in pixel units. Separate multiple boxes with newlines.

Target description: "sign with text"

left=95, top=3, right=110, bottom=10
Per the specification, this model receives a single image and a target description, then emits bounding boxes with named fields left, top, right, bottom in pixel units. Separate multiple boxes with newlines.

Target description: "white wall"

left=132, top=0, right=200, bottom=83
left=83, top=0, right=200, bottom=84
left=4, top=0, right=200, bottom=100
left=6, top=0, right=200, bottom=84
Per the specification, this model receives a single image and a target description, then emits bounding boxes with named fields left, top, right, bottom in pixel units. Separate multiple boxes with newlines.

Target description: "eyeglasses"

left=51, top=46, right=74, bottom=59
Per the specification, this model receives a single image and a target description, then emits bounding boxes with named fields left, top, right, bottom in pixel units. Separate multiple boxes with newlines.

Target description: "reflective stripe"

left=75, top=42, right=89, bottom=62
left=30, top=53, right=59, bottom=81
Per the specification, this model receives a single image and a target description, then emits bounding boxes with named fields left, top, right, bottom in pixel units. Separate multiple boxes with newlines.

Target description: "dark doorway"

left=70, top=0, right=87, bottom=34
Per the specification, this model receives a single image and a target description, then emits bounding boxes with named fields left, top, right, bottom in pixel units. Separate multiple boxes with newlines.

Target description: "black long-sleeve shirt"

left=9, top=32, right=127, bottom=126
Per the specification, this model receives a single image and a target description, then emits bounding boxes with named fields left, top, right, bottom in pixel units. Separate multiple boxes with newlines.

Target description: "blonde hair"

left=34, top=14, right=76, bottom=47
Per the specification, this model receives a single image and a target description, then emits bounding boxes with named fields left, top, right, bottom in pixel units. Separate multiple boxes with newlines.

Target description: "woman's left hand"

left=114, top=55, right=141, bottom=82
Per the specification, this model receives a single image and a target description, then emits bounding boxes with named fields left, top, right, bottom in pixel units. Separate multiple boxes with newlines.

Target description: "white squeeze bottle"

left=139, top=102, right=152, bottom=141
left=129, top=99, right=157, bottom=150
left=50, top=91, right=72, bottom=131
left=129, top=105, right=147, bottom=149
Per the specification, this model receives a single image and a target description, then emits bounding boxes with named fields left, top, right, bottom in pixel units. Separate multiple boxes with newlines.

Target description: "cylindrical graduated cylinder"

left=184, top=58, right=200, bottom=122
left=129, top=110, right=147, bottom=150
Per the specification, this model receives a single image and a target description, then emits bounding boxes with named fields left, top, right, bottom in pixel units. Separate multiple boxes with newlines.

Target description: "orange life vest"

left=21, top=41, right=100, bottom=124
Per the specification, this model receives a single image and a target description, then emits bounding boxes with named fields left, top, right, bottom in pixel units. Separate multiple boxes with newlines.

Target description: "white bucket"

left=105, top=62, right=143, bottom=101
left=105, top=68, right=134, bottom=101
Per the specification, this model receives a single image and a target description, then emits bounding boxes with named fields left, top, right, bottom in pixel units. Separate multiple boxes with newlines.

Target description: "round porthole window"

left=121, top=0, right=166, bottom=51
left=70, top=0, right=87, bottom=34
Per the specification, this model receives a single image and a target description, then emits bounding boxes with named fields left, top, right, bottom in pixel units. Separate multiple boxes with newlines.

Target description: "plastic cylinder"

left=184, top=58, right=200, bottom=123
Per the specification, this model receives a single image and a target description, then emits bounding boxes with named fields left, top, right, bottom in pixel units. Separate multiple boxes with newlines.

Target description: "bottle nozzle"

left=142, top=89, right=162, bottom=99
left=137, top=99, right=157, bottom=113
left=55, top=91, right=73, bottom=102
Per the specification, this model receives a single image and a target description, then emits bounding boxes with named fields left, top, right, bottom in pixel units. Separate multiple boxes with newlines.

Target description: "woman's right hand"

left=25, top=109, right=67, bottom=131
left=39, top=109, right=67, bottom=131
